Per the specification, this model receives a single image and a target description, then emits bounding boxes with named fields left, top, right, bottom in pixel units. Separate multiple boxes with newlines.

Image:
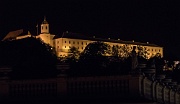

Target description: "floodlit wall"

left=16, top=35, right=31, bottom=40
left=37, top=33, right=55, bottom=47
left=54, top=37, right=163, bottom=58
left=54, top=38, right=95, bottom=57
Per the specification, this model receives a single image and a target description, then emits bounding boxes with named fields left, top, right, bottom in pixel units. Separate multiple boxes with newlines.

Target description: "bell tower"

left=41, top=16, right=49, bottom=34
left=38, top=16, right=55, bottom=48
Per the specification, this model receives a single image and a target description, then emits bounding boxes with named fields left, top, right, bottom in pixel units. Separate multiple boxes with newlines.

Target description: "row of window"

left=151, top=49, right=161, bottom=52
left=57, top=45, right=161, bottom=52
left=57, top=46, right=84, bottom=50
left=56, top=40, right=89, bottom=45
left=55, top=40, right=162, bottom=52
left=112, top=45, right=161, bottom=52
left=68, top=46, right=84, bottom=50
left=144, top=48, right=161, bottom=52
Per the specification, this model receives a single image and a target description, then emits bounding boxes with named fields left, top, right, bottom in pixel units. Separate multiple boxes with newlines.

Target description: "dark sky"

left=0, top=0, right=180, bottom=60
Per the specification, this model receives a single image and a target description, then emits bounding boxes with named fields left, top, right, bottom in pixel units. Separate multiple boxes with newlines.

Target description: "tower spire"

left=44, top=16, right=46, bottom=21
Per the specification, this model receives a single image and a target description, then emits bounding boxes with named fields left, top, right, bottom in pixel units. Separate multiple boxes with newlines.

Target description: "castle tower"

left=41, top=16, right=49, bottom=34
left=38, top=16, right=55, bottom=48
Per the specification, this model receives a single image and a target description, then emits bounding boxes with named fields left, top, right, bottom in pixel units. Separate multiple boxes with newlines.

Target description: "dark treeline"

left=1, top=38, right=180, bottom=84
left=0, top=37, right=57, bottom=79
left=61, top=41, right=180, bottom=84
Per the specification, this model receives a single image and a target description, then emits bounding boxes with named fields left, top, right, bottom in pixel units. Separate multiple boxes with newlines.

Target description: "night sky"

left=1, top=0, right=180, bottom=60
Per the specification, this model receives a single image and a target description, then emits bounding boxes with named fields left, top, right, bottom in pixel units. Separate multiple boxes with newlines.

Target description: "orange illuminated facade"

left=36, top=17, right=163, bottom=59
left=2, top=17, right=163, bottom=59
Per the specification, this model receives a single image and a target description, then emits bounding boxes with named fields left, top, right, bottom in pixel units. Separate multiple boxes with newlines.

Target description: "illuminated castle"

left=3, top=17, right=163, bottom=59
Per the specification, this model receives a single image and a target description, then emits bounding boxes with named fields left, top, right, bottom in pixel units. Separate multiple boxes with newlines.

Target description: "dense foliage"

left=66, top=41, right=133, bottom=76
left=64, top=41, right=179, bottom=82
left=0, top=37, right=57, bottom=79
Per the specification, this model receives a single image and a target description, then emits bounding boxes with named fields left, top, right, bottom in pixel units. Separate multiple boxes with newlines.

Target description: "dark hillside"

left=0, top=37, right=57, bottom=79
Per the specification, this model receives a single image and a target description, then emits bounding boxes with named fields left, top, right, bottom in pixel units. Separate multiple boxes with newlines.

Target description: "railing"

left=67, top=76, right=130, bottom=97
left=0, top=71, right=180, bottom=104
left=7, top=79, right=57, bottom=99
left=141, top=76, right=180, bottom=104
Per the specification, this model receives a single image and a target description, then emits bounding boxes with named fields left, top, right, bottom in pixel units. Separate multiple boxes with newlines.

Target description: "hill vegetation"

left=0, top=37, right=57, bottom=79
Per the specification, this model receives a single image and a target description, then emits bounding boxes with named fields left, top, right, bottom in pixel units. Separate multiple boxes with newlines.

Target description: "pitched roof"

left=53, top=31, right=89, bottom=40
left=2, top=29, right=31, bottom=41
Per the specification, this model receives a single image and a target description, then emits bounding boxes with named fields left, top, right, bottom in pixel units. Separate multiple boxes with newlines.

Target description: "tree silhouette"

left=111, top=44, right=131, bottom=60
left=67, top=46, right=80, bottom=62
left=112, top=45, right=119, bottom=57
left=147, top=53, right=164, bottom=74
left=137, top=45, right=149, bottom=59
left=81, top=41, right=111, bottom=57
left=120, top=44, right=131, bottom=58
left=77, top=41, right=111, bottom=76
left=0, top=37, right=57, bottom=79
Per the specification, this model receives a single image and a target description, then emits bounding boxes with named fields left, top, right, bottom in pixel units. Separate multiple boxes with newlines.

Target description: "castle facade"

left=37, top=17, right=163, bottom=59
